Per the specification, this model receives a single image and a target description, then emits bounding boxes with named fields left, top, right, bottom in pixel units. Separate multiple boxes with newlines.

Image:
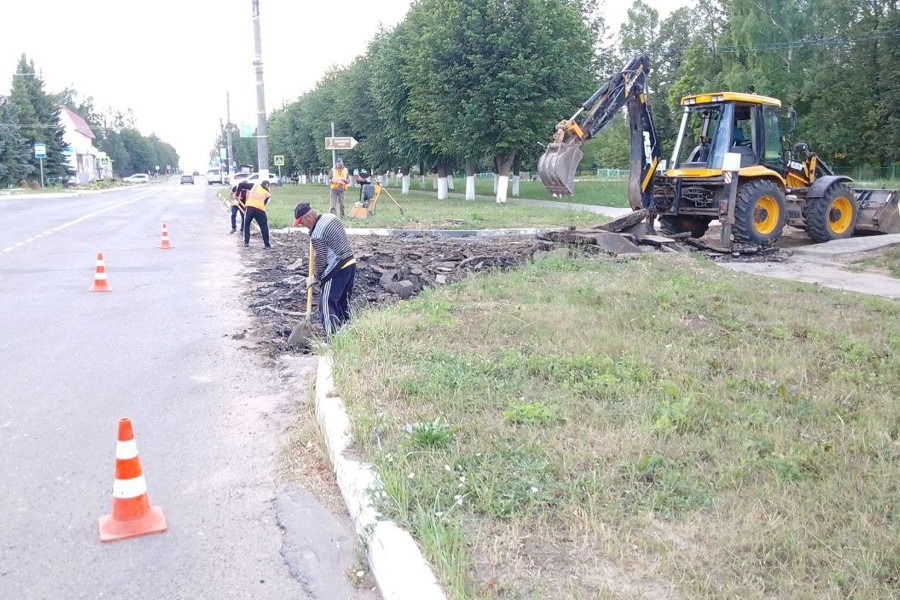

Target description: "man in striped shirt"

left=293, top=203, right=357, bottom=339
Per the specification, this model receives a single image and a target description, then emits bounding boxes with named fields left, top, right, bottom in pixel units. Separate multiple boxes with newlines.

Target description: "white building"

left=60, top=107, right=100, bottom=183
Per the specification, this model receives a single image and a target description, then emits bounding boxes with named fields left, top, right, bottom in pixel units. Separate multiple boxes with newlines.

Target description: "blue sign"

left=34, top=143, right=47, bottom=159
left=239, top=123, right=253, bottom=138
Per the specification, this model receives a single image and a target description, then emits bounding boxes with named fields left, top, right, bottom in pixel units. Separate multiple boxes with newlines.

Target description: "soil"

left=239, top=231, right=547, bottom=357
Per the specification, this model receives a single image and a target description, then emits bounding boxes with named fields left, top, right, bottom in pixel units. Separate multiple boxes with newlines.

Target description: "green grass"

left=328, top=252, right=900, bottom=598
left=240, top=183, right=623, bottom=230
left=847, top=244, right=900, bottom=278
left=381, top=174, right=630, bottom=207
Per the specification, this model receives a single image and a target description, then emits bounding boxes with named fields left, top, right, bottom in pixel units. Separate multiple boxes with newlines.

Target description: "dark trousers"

left=319, top=264, right=356, bottom=339
left=243, top=206, right=270, bottom=247
left=230, top=205, right=244, bottom=231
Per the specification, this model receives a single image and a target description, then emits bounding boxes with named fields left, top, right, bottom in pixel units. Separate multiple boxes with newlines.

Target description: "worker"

left=243, top=180, right=272, bottom=249
left=229, top=179, right=253, bottom=234
left=329, top=158, right=350, bottom=219
left=292, top=202, right=356, bottom=339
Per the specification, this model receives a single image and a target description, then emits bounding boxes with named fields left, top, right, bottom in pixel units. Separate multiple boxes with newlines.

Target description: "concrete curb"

left=315, top=356, right=446, bottom=600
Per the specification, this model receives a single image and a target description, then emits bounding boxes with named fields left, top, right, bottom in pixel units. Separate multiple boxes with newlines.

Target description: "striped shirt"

left=310, top=213, right=354, bottom=282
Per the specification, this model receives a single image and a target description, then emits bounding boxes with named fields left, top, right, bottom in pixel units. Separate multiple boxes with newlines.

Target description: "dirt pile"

left=240, top=232, right=545, bottom=356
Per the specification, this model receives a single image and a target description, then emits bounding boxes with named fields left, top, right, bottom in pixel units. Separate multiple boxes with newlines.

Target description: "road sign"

left=239, top=123, right=254, bottom=138
left=325, top=137, right=358, bottom=150
left=34, top=143, right=46, bottom=159
left=273, top=154, right=285, bottom=166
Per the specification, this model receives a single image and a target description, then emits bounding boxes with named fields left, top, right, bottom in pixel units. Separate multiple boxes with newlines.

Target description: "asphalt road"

left=0, top=180, right=365, bottom=599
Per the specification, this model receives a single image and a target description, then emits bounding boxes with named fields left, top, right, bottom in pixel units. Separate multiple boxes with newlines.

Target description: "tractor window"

left=672, top=104, right=730, bottom=169
left=762, top=106, right=784, bottom=166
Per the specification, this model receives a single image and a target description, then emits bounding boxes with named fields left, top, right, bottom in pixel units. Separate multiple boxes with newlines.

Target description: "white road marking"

left=1, top=189, right=162, bottom=254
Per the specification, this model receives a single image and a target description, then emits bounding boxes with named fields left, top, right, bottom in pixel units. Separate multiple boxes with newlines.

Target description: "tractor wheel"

left=658, top=216, right=712, bottom=238
left=806, top=182, right=858, bottom=242
left=733, top=180, right=786, bottom=246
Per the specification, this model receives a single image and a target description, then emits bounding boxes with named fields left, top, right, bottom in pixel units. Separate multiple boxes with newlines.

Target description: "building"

left=60, top=107, right=101, bottom=183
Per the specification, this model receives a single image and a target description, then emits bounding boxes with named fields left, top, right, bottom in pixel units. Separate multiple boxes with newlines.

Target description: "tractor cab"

left=669, top=93, right=784, bottom=176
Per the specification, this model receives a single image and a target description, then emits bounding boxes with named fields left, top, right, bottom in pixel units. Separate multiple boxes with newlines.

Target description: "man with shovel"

left=292, top=203, right=356, bottom=340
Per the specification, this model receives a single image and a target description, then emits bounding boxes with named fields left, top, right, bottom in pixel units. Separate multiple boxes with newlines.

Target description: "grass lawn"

left=848, top=244, right=900, bottom=278
left=242, top=183, right=621, bottom=230
left=327, top=251, right=900, bottom=598
left=378, top=175, right=631, bottom=207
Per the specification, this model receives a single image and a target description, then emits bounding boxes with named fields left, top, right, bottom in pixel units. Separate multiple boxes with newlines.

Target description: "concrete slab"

left=791, top=234, right=900, bottom=260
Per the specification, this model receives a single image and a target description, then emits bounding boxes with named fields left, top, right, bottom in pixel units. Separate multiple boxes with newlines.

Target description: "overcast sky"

left=2, top=0, right=691, bottom=170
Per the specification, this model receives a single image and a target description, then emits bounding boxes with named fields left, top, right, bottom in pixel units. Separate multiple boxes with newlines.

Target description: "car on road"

left=206, top=168, right=225, bottom=185
left=181, top=173, right=194, bottom=184
left=244, top=173, right=283, bottom=187
left=123, top=174, right=150, bottom=184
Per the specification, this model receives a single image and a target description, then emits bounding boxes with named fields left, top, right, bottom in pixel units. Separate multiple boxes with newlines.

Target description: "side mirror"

left=794, top=143, right=808, bottom=154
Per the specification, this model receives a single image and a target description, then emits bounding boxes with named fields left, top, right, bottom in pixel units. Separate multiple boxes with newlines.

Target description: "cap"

left=292, top=202, right=311, bottom=227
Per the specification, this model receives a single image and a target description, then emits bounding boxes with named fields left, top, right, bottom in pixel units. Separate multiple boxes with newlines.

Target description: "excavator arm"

left=537, top=55, right=661, bottom=210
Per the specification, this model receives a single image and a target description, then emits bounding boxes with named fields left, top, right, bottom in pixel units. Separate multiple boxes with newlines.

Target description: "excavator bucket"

left=537, top=142, right=584, bottom=197
left=855, top=189, right=900, bottom=234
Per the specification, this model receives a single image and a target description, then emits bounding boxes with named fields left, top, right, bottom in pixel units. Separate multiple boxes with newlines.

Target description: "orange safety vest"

left=245, top=184, right=270, bottom=211
left=330, top=167, right=348, bottom=190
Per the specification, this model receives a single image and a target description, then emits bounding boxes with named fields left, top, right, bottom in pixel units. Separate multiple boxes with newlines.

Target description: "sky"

left=2, top=0, right=692, bottom=171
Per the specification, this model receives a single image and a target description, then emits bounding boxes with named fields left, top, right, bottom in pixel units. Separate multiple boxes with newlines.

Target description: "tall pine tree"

left=9, top=55, right=69, bottom=181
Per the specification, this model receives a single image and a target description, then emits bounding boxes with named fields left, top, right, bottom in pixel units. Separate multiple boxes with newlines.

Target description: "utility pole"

left=226, top=91, right=234, bottom=176
left=252, top=0, right=269, bottom=179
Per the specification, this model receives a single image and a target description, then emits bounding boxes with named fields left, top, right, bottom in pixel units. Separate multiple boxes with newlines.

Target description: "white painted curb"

left=315, top=357, right=446, bottom=600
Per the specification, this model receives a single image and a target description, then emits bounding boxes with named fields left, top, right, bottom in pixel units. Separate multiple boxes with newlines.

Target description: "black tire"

left=806, top=182, right=858, bottom=242
left=658, top=216, right=712, bottom=239
left=733, top=179, right=786, bottom=246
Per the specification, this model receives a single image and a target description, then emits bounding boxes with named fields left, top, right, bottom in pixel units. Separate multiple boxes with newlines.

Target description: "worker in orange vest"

left=329, top=158, right=350, bottom=219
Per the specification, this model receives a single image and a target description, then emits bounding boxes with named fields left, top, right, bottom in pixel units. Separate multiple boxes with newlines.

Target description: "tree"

left=0, top=97, right=31, bottom=186
left=404, top=0, right=596, bottom=201
left=9, top=55, right=68, bottom=181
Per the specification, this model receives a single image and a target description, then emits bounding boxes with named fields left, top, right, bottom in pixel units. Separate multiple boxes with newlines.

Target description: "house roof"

left=62, top=107, right=96, bottom=139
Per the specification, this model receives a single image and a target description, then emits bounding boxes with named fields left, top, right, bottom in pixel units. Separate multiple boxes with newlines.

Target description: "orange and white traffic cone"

left=98, top=418, right=167, bottom=542
left=89, top=252, right=111, bottom=292
left=159, top=223, right=172, bottom=249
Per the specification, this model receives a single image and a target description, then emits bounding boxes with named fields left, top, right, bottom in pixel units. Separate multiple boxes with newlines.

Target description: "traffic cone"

left=89, top=252, right=111, bottom=292
left=159, top=223, right=172, bottom=249
left=98, top=418, right=167, bottom=542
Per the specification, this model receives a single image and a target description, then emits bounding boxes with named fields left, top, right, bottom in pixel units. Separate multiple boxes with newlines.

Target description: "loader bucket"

left=537, top=142, right=584, bottom=197
left=855, top=189, right=900, bottom=234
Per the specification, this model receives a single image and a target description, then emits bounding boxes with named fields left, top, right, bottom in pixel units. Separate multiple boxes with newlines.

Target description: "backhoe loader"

left=537, top=55, right=900, bottom=247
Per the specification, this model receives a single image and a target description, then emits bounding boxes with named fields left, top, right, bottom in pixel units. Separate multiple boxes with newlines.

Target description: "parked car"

left=181, top=173, right=194, bottom=184
left=244, top=172, right=283, bottom=187
left=123, top=174, right=150, bottom=184
left=193, top=170, right=200, bottom=176
left=230, top=172, right=251, bottom=186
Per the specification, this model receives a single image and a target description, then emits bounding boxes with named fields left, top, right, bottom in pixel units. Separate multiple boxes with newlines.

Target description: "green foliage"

left=503, top=401, right=560, bottom=426
left=403, top=418, right=455, bottom=450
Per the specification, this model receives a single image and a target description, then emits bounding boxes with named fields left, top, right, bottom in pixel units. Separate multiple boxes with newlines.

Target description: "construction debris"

left=239, top=225, right=791, bottom=357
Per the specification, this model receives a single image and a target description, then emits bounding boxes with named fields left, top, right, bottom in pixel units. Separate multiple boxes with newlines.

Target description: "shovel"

left=287, top=240, right=316, bottom=349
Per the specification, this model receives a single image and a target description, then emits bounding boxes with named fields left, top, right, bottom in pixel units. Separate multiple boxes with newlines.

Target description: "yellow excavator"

left=537, top=55, right=900, bottom=247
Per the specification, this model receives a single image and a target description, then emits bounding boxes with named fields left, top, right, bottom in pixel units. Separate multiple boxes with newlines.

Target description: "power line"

left=707, top=28, right=900, bottom=53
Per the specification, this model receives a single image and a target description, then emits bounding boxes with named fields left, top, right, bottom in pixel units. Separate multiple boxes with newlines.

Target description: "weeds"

left=330, top=253, right=900, bottom=598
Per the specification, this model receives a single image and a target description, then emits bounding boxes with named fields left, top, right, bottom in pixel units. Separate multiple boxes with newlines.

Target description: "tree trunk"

left=401, top=164, right=411, bottom=194
left=447, top=172, right=454, bottom=191
left=512, top=155, right=521, bottom=197
left=437, top=164, right=448, bottom=200
left=465, top=159, right=476, bottom=201
left=495, top=151, right=515, bottom=203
